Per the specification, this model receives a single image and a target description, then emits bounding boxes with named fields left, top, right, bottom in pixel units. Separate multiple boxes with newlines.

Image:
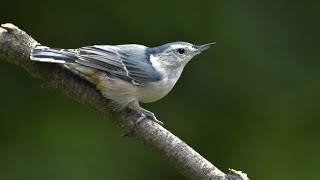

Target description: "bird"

left=30, top=41, right=214, bottom=125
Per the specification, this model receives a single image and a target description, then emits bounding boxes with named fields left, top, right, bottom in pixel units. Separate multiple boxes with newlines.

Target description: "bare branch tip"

left=1, top=23, right=20, bottom=34
left=227, top=169, right=249, bottom=180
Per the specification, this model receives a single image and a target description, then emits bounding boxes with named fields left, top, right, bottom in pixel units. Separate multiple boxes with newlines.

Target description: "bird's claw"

left=145, top=113, right=164, bottom=125
left=122, top=108, right=163, bottom=137
left=136, top=113, right=147, bottom=124
left=138, top=108, right=164, bottom=126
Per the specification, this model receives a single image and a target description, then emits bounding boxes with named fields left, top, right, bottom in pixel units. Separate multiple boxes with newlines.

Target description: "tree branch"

left=0, top=23, right=248, bottom=180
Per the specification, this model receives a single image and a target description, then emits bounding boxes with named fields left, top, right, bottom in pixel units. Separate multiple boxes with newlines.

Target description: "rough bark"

left=0, top=23, right=249, bottom=180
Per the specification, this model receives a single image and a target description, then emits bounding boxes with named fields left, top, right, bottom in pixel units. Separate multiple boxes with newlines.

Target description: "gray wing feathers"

left=79, top=46, right=123, bottom=70
left=78, top=45, right=162, bottom=84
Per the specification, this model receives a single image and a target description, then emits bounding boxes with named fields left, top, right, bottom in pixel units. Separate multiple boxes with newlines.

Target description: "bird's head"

left=148, top=42, right=214, bottom=68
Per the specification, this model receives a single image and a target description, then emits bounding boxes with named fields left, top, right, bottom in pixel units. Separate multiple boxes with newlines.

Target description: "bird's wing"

left=77, top=45, right=162, bottom=85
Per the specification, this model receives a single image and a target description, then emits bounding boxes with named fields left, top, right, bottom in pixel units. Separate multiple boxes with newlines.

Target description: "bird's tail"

left=30, top=45, right=96, bottom=78
left=30, top=45, right=78, bottom=64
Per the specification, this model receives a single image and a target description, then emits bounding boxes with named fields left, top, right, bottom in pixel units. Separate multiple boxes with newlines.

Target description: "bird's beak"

left=195, top=42, right=215, bottom=53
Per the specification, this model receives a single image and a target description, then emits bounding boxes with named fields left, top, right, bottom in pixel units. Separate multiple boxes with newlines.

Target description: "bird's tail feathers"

left=30, top=45, right=78, bottom=64
left=30, top=45, right=97, bottom=79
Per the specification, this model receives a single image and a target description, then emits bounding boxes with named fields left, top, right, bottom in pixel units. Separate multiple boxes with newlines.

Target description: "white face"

left=159, top=44, right=199, bottom=67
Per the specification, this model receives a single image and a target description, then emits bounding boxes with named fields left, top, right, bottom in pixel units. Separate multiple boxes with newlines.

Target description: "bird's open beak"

left=195, top=42, right=215, bottom=53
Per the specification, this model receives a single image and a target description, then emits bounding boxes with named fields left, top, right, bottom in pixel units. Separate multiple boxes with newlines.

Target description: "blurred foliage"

left=0, top=0, right=320, bottom=179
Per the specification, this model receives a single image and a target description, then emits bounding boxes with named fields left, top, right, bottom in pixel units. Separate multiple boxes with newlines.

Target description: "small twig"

left=0, top=23, right=248, bottom=180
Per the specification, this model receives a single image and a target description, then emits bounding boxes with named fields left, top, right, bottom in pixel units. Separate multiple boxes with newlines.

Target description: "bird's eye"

left=177, top=48, right=185, bottom=54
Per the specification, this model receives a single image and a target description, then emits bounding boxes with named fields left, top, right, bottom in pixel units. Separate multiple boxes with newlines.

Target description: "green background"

left=1, top=0, right=319, bottom=179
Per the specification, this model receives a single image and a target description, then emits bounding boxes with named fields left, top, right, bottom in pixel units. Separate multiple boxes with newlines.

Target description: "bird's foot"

left=122, top=108, right=163, bottom=137
left=137, top=107, right=164, bottom=126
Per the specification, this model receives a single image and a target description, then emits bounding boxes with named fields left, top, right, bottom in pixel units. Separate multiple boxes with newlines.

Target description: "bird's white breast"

left=137, top=55, right=185, bottom=103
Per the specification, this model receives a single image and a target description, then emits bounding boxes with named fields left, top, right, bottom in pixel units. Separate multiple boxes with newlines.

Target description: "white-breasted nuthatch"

left=30, top=41, right=214, bottom=125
